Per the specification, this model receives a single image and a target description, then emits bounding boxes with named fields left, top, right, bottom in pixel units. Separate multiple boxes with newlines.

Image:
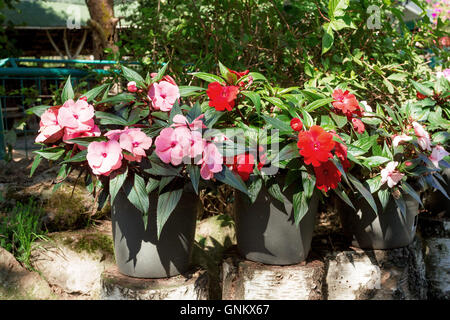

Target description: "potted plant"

left=335, top=77, right=450, bottom=249
left=29, top=64, right=248, bottom=278
left=187, top=63, right=374, bottom=265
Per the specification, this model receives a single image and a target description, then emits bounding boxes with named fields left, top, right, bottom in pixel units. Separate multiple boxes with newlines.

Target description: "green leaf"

left=159, top=176, right=175, bottom=192
left=157, top=188, right=183, bottom=239
left=98, top=93, right=135, bottom=105
left=425, top=175, right=450, bottom=200
left=34, top=147, right=65, bottom=161
left=121, top=65, right=145, bottom=86
left=179, top=86, right=205, bottom=97
left=301, top=110, right=314, bottom=128
left=304, top=98, right=333, bottom=112
left=82, top=84, right=110, bottom=102
left=26, top=105, right=50, bottom=117
left=60, top=150, right=88, bottom=164
left=387, top=73, right=408, bottom=82
left=95, top=111, right=129, bottom=126
left=241, top=91, right=261, bottom=114
left=29, top=154, right=42, bottom=177
left=378, top=188, right=391, bottom=212
left=267, top=181, right=285, bottom=204
left=124, top=174, right=149, bottom=222
left=247, top=177, right=263, bottom=203
left=328, top=0, right=349, bottom=18
left=219, top=61, right=237, bottom=84
left=169, top=101, right=182, bottom=123
left=365, top=175, right=383, bottom=193
left=127, top=107, right=150, bottom=125
left=61, top=76, right=74, bottom=102
left=261, top=114, right=292, bottom=132
left=333, top=187, right=355, bottom=210
left=401, top=181, right=423, bottom=207
left=187, top=164, right=200, bottom=195
left=273, top=143, right=299, bottom=164
left=383, top=78, right=394, bottom=94
left=145, top=161, right=182, bottom=176
left=322, top=23, right=334, bottom=55
left=347, top=173, right=378, bottom=214
left=66, top=136, right=106, bottom=147
left=109, top=167, right=128, bottom=206
left=146, top=178, right=159, bottom=194
left=411, top=80, right=433, bottom=97
left=152, top=63, right=169, bottom=83
left=330, top=112, right=347, bottom=128
left=393, top=194, right=407, bottom=220
left=191, top=72, right=225, bottom=84
left=263, top=97, right=287, bottom=111
left=186, top=102, right=202, bottom=122
left=214, top=165, right=248, bottom=195
left=363, top=156, right=391, bottom=167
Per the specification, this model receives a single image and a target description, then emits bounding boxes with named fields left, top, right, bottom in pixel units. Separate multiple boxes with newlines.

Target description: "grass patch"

left=0, top=199, right=49, bottom=270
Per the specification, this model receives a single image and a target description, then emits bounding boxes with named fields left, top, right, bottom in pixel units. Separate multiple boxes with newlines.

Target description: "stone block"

left=222, top=253, right=325, bottom=300
left=101, top=266, right=209, bottom=300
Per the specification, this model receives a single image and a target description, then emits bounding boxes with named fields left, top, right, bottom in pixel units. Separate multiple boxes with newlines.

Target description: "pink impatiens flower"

left=154, top=127, right=192, bottom=166
left=64, top=125, right=101, bottom=150
left=57, top=99, right=95, bottom=133
left=87, top=140, right=123, bottom=176
left=172, top=114, right=206, bottom=131
left=35, top=106, right=64, bottom=143
left=351, top=118, right=365, bottom=134
left=380, top=161, right=404, bottom=188
left=127, top=81, right=138, bottom=93
left=392, top=134, right=412, bottom=147
left=200, top=142, right=223, bottom=180
left=412, top=121, right=432, bottom=151
left=148, top=76, right=180, bottom=112
left=119, top=128, right=153, bottom=162
left=429, top=145, right=450, bottom=168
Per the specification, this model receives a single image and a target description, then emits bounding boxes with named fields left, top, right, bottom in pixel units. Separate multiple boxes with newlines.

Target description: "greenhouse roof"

left=2, top=0, right=136, bottom=29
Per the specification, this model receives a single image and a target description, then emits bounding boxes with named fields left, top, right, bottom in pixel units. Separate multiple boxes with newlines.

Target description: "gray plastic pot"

left=338, top=192, right=419, bottom=250
left=111, top=189, right=199, bottom=278
left=234, top=178, right=319, bottom=265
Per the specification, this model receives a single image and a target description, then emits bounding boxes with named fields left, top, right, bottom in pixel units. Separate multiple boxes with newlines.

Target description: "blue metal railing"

left=0, top=58, right=138, bottom=159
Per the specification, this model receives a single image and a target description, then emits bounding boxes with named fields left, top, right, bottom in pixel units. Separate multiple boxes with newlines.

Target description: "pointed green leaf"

left=401, top=181, right=423, bottom=207
left=121, top=65, right=145, bottom=87
left=124, top=173, right=149, bottom=216
left=146, top=178, right=159, bottom=194
left=214, top=165, right=248, bottom=195
left=190, top=72, right=225, bottom=84
left=347, top=173, right=378, bottom=214
left=241, top=91, right=261, bottom=114
left=61, top=76, right=74, bottom=102
left=378, top=188, right=391, bottom=212
left=187, top=164, right=200, bottom=195
left=83, top=84, right=110, bottom=102
left=157, top=188, right=183, bottom=239
left=109, top=167, right=128, bottom=206
left=29, top=154, right=42, bottom=177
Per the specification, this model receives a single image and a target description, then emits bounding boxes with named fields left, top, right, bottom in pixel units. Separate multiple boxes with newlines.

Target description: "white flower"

left=412, top=121, right=432, bottom=151
left=392, top=134, right=412, bottom=147
left=429, top=145, right=450, bottom=168
left=380, top=161, right=404, bottom=188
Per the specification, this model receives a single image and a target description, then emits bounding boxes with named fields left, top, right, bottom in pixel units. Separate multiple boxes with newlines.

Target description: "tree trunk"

left=85, top=0, right=118, bottom=60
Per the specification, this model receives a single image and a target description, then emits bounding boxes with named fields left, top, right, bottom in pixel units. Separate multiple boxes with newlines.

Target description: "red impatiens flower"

left=416, top=91, right=427, bottom=100
left=206, top=82, right=240, bottom=111
left=332, top=89, right=362, bottom=117
left=233, top=153, right=255, bottom=181
left=230, top=152, right=265, bottom=181
left=314, top=160, right=342, bottom=192
left=290, top=118, right=303, bottom=132
left=297, top=125, right=335, bottom=167
left=228, top=69, right=249, bottom=79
